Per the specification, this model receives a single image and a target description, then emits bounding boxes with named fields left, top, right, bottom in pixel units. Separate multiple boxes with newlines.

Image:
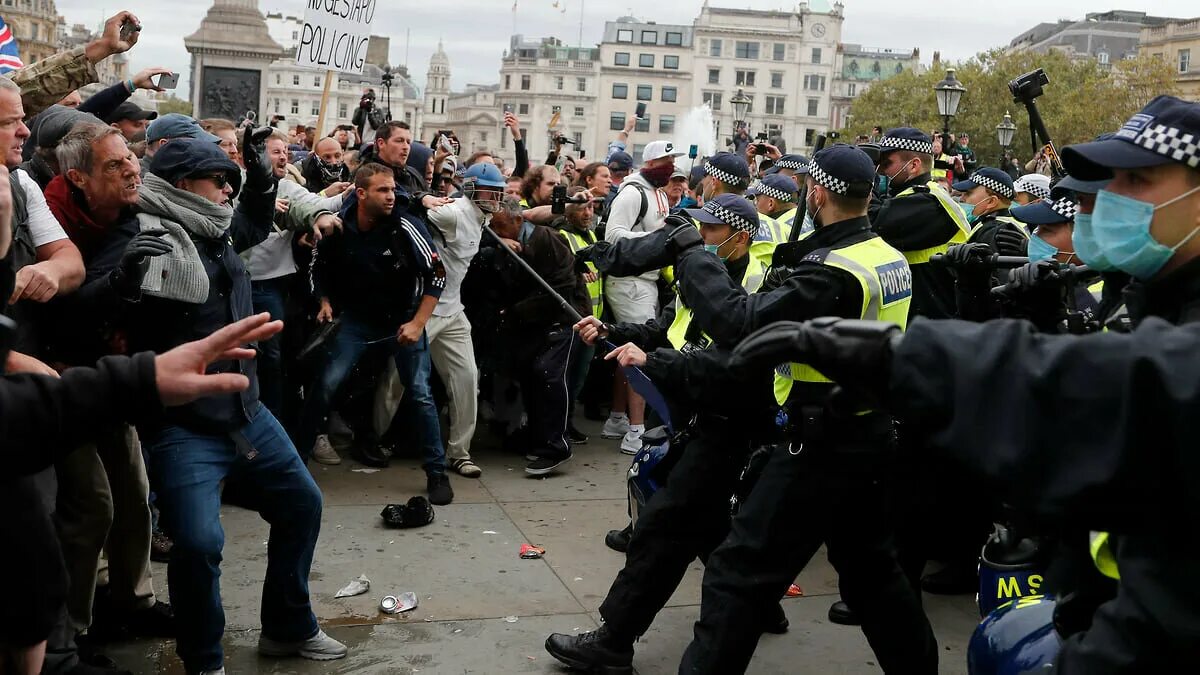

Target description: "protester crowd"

left=2, top=8, right=1199, bottom=675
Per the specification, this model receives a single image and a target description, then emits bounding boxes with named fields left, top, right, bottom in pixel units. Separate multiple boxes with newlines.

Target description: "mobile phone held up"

left=502, top=103, right=514, bottom=115
left=119, top=20, right=141, bottom=43
left=635, top=102, right=647, bottom=119
left=154, top=72, right=179, bottom=90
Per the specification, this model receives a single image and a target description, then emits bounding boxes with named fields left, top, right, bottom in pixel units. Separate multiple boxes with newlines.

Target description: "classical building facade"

left=1008, top=10, right=1174, bottom=65
left=5, top=0, right=58, bottom=66
left=692, top=1, right=844, bottom=154
left=419, top=41, right=452, bottom=143
left=1140, top=18, right=1200, bottom=100
left=444, top=83, right=501, bottom=157
left=830, top=44, right=922, bottom=130
left=595, top=17, right=694, bottom=161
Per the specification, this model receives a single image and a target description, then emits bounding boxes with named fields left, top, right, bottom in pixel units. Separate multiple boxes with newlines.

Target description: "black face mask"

left=318, top=159, right=346, bottom=183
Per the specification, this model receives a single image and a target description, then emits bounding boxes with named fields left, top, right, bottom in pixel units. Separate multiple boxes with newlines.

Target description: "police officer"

left=770, top=153, right=808, bottom=190
left=748, top=174, right=801, bottom=239
left=544, top=193, right=786, bottom=674
left=730, top=95, right=1200, bottom=674
left=953, top=168, right=1029, bottom=254
left=870, top=128, right=972, bottom=320
left=1013, top=174, right=1052, bottom=206
left=698, top=152, right=785, bottom=245
left=669, top=144, right=934, bottom=675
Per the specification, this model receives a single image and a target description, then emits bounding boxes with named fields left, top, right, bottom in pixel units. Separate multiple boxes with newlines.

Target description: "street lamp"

left=730, top=88, right=751, bottom=131
left=933, top=68, right=966, bottom=137
left=995, top=111, right=1017, bottom=166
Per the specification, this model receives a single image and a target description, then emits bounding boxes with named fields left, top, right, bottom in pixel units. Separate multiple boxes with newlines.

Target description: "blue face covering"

left=957, top=201, right=979, bottom=224
left=1070, top=213, right=1115, bottom=270
left=1027, top=234, right=1058, bottom=261
left=704, top=232, right=738, bottom=261
left=1091, top=186, right=1200, bottom=280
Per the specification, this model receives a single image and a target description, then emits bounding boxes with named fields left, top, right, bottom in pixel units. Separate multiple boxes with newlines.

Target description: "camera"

left=551, top=184, right=592, bottom=215
left=381, top=68, right=394, bottom=87
left=1009, top=68, right=1049, bottom=103
left=553, top=135, right=576, bottom=146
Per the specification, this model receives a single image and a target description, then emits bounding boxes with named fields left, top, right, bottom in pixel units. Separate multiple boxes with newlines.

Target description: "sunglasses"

left=195, top=173, right=230, bottom=189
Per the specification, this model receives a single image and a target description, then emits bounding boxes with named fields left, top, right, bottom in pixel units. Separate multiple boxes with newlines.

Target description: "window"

left=577, top=77, right=587, bottom=92
left=311, top=102, right=320, bottom=116
left=291, top=30, right=298, bottom=40
left=708, top=68, right=720, bottom=84
left=274, top=100, right=280, bottom=113
left=1181, top=49, right=1192, bottom=73
left=505, top=74, right=511, bottom=89
left=664, top=55, right=680, bottom=70
left=635, top=115, right=650, bottom=133
left=338, top=103, right=347, bottom=118
left=847, top=82, right=857, bottom=97
left=805, top=129, right=816, bottom=146
left=521, top=75, right=531, bottom=90
left=770, top=72, right=783, bottom=88
left=742, top=95, right=754, bottom=114
left=811, top=47, right=822, bottom=64
left=735, top=70, right=756, bottom=87
left=292, top=74, right=300, bottom=85
left=314, top=76, right=321, bottom=87
left=615, top=52, right=630, bottom=66
left=766, top=123, right=783, bottom=139
left=632, top=143, right=647, bottom=158
left=639, top=53, right=654, bottom=68
left=666, top=32, right=683, bottom=46
left=661, top=86, right=677, bottom=102
left=765, top=96, right=785, bottom=115
left=803, top=74, right=826, bottom=91
left=574, top=106, right=585, bottom=117
left=30, top=23, right=37, bottom=40
left=275, top=74, right=280, bottom=84
left=641, top=30, right=657, bottom=44
left=617, top=29, right=633, bottom=43
left=637, top=84, right=652, bottom=101
left=555, top=76, right=564, bottom=90
left=710, top=39, right=722, bottom=57
left=290, top=99, right=299, bottom=114
left=735, top=41, right=760, bottom=59
left=702, top=91, right=722, bottom=111
left=573, top=132, right=583, bottom=147
left=612, top=83, right=628, bottom=99
left=610, top=112, right=626, bottom=130
left=519, top=103, right=529, bottom=115
left=481, top=132, right=489, bottom=144
left=659, top=115, right=675, bottom=134
left=773, top=43, right=785, bottom=61
left=807, top=98, right=819, bottom=116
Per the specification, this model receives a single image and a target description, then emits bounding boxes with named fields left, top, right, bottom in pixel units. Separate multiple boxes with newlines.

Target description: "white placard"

left=295, top=0, right=376, bottom=74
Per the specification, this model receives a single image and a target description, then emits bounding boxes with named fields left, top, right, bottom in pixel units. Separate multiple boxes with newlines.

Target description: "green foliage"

left=846, top=49, right=1180, bottom=168
left=156, top=95, right=193, bottom=117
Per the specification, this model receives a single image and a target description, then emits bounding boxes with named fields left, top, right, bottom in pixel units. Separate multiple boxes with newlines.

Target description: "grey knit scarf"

left=135, top=173, right=234, bottom=303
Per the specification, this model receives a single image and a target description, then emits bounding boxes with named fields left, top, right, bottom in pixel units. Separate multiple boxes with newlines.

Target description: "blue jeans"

left=299, top=314, right=447, bottom=476
left=142, top=404, right=322, bottom=673
left=251, top=277, right=289, bottom=416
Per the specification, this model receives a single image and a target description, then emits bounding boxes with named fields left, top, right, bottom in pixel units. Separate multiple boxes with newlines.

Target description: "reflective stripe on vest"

left=752, top=213, right=786, bottom=244
left=969, top=215, right=1031, bottom=241
left=667, top=251, right=770, bottom=352
left=773, top=237, right=913, bottom=405
left=1089, top=531, right=1120, bottom=580
left=775, top=208, right=798, bottom=240
left=558, top=229, right=604, bottom=317
left=896, top=181, right=971, bottom=265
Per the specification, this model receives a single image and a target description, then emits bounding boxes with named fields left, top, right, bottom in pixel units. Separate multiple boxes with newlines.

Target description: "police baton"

left=930, top=253, right=1030, bottom=269
left=787, top=134, right=828, bottom=243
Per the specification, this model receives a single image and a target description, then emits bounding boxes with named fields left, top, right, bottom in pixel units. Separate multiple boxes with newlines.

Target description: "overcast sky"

left=51, top=0, right=1200, bottom=97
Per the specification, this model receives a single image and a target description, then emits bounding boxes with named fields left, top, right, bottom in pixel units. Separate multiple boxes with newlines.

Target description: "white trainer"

left=619, top=429, right=643, bottom=455
left=601, top=415, right=630, bottom=439
left=258, top=629, right=348, bottom=661
left=311, top=435, right=342, bottom=465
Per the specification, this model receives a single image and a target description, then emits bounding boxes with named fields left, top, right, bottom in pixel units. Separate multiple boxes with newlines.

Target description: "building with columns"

left=830, top=44, right=922, bottom=131
left=444, top=84, right=501, bottom=157
left=6, top=0, right=58, bottom=66
left=420, top=41, right=451, bottom=142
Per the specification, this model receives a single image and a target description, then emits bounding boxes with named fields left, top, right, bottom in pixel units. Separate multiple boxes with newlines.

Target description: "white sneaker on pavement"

left=619, top=429, right=643, bottom=455
left=311, top=435, right=342, bottom=465
left=601, top=415, right=630, bottom=439
left=258, top=629, right=348, bottom=661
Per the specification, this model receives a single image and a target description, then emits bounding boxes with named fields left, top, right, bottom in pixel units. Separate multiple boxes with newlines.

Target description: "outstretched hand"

left=155, top=313, right=283, bottom=407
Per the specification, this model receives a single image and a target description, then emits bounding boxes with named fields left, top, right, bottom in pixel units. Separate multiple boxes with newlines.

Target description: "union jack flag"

left=0, top=16, right=24, bottom=75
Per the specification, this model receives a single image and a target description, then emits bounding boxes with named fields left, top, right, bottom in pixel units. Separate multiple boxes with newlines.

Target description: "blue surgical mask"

left=1071, top=213, right=1115, bottom=270
left=958, top=201, right=979, bottom=224
left=1091, top=186, right=1200, bottom=280
left=703, top=232, right=738, bottom=261
left=1027, top=234, right=1058, bottom=261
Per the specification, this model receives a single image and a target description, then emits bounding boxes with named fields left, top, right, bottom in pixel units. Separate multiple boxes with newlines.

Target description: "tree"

left=845, top=50, right=1179, bottom=169
left=156, top=95, right=193, bottom=117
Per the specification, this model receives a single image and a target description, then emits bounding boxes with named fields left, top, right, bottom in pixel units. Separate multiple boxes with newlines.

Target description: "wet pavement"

left=106, top=415, right=979, bottom=674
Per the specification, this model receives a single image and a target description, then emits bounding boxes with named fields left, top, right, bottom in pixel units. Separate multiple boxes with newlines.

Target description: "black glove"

left=942, top=242, right=993, bottom=269
left=111, top=229, right=171, bottom=297
left=573, top=246, right=594, bottom=273
left=994, top=227, right=1029, bottom=257
left=1001, top=260, right=1062, bottom=296
left=241, top=125, right=276, bottom=195
left=664, top=213, right=703, bottom=257
left=730, top=318, right=902, bottom=408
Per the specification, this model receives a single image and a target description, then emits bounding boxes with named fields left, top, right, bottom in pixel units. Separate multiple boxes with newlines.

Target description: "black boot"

left=828, top=600, right=861, bottom=626
left=545, top=624, right=633, bottom=674
left=762, top=602, right=790, bottom=634
left=604, top=523, right=632, bottom=553
left=350, top=439, right=390, bottom=468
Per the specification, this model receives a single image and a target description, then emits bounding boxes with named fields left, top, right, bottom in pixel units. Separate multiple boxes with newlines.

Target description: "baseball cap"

left=684, top=193, right=760, bottom=236
left=877, top=128, right=934, bottom=156
left=146, top=113, right=220, bottom=144
left=103, top=101, right=157, bottom=125
left=1011, top=196, right=1078, bottom=226
left=608, top=151, right=634, bottom=172
left=670, top=166, right=687, bottom=180
left=642, top=140, right=685, bottom=164
left=1013, top=174, right=1051, bottom=201
left=1062, top=95, right=1200, bottom=180
left=951, top=168, right=1015, bottom=200
left=704, top=152, right=751, bottom=188
left=747, top=174, right=798, bottom=202
left=804, top=144, right=876, bottom=199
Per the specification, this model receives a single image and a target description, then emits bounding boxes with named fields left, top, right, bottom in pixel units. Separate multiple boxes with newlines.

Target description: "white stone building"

left=830, top=44, right=923, bottom=131
left=444, top=84, right=501, bottom=157
left=419, top=41, right=451, bottom=143
left=594, top=17, right=695, bottom=162
left=262, top=60, right=423, bottom=136
left=692, top=1, right=843, bottom=154
left=496, top=35, right=600, bottom=167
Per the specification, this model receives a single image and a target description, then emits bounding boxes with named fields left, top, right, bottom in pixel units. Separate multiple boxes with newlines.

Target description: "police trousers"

left=678, top=442, right=938, bottom=675
left=598, top=425, right=750, bottom=639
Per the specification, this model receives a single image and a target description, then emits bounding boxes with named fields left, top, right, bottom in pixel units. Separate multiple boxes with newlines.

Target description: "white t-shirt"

left=16, top=168, right=68, bottom=246
left=426, top=196, right=484, bottom=318
left=603, top=171, right=669, bottom=283
left=243, top=180, right=342, bottom=281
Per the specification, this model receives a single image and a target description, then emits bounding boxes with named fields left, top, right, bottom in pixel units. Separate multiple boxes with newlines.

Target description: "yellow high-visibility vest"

left=895, top=181, right=971, bottom=265
left=666, top=249, right=771, bottom=352
left=558, top=229, right=604, bottom=318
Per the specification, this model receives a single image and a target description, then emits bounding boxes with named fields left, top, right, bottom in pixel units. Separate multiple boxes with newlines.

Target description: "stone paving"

left=108, top=415, right=979, bottom=674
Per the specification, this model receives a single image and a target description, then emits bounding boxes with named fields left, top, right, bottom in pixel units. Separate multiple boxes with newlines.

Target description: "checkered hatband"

left=1014, top=179, right=1051, bottom=201
left=879, top=135, right=933, bottom=155
left=968, top=172, right=1015, bottom=200
left=776, top=157, right=806, bottom=170
left=702, top=200, right=759, bottom=235
left=1050, top=197, right=1078, bottom=221
left=749, top=180, right=795, bottom=202
left=807, top=160, right=849, bottom=195
left=705, top=162, right=749, bottom=187
left=1132, top=123, right=1200, bottom=169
